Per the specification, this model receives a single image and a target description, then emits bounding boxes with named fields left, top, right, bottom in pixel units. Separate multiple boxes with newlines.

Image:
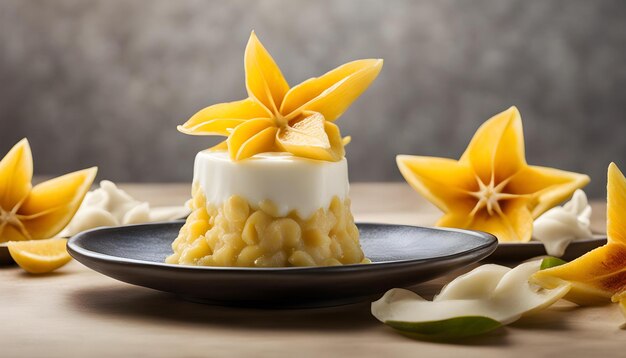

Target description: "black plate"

left=489, top=236, right=607, bottom=262
left=68, top=221, right=497, bottom=308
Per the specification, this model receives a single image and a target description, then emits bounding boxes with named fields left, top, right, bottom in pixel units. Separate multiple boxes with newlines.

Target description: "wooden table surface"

left=1, top=183, right=622, bottom=358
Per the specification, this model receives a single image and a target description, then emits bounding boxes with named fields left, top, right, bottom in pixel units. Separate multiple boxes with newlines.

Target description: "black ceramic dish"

left=68, top=221, right=497, bottom=308
left=490, top=236, right=607, bottom=262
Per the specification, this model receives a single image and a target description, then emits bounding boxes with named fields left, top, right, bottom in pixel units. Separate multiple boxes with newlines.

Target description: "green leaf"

left=540, top=257, right=567, bottom=270
left=385, top=316, right=502, bottom=340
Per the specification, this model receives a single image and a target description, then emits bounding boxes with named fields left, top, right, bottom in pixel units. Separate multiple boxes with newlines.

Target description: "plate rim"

left=496, top=235, right=607, bottom=247
left=67, top=221, right=498, bottom=273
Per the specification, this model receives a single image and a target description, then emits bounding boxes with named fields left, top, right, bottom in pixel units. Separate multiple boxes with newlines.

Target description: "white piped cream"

left=532, top=189, right=593, bottom=257
left=193, top=150, right=350, bottom=218
left=60, top=180, right=190, bottom=237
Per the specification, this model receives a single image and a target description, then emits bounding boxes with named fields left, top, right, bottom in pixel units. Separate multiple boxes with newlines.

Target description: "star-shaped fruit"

left=396, top=107, right=590, bottom=242
left=0, top=139, right=97, bottom=242
left=532, top=163, right=626, bottom=306
left=178, top=31, right=383, bottom=161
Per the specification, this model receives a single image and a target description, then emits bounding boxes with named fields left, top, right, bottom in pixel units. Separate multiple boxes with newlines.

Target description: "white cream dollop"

left=60, top=180, right=190, bottom=237
left=532, top=189, right=593, bottom=257
left=193, top=150, right=350, bottom=218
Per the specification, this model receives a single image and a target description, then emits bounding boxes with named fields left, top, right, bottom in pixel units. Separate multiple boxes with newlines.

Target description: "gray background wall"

left=1, top=0, right=625, bottom=197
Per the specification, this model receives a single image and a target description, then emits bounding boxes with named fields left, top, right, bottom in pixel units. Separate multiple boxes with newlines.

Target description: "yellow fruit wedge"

left=531, top=163, right=626, bottom=305
left=7, top=238, right=71, bottom=274
left=396, top=107, right=589, bottom=242
left=277, top=112, right=345, bottom=161
left=177, top=31, right=383, bottom=161
left=0, top=139, right=97, bottom=243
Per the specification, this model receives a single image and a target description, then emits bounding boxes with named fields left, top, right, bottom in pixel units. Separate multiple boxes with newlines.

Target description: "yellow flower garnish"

left=397, top=107, right=589, bottom=242
left=178, top=31, right=383, bottom=161
left=532, top=163, right=626, bottom=306
left=0, top=139, right=97, bottom=243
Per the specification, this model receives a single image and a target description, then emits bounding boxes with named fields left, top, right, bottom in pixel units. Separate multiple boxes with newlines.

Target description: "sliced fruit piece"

left=371, top=261, right=570, bottom=340
left=0, top=139, right=97, bottom=243
left=177, top=98, right=269, bottom=135
left=7, top=238, right=71, bottom=274
left=277, top=112, right=345, bottom=161
left=280, top=59, right=384, bottom=121
left=0, top=138, right=32, bottom=210
left=177, top=32, right=383, bottom=162
left=531, top=163, right=626, bottom=306
left=19, top=167, right=98, bottom=240
left=236, top=126, right=279, bottom=160
left=244, top=31, right=290, bottom=114
left=396, top=107, right=589, bottom=242
left=227, top=118, right=274, bottom=160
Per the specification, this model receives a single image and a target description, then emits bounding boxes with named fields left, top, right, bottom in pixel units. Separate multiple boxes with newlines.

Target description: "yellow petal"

left=507, top=165, right=590, bottom=218
left=460, top=107, right=526, bottom=185
left=8, top=238, right=71, bottom=274
left=396, top=155, right=477, bottom=213
left=531, top=243, right=626, bottom=305
left=18, top=167, right=97, bottom=240
left=0, top=138, right=33, bottom=210
left=227, top=118, right=274, bottom=160
left=235, top=126, right=279, bottom=161
left=277, top=112, right=344, bottom=161
left=245, top=31, right=289, bottom=114
left=608, top=163, right=626, bottom=244
left=177, top=98, right=269, bottom=135
left=280, top=59, right=383, bottom=121
left=530, top=164, right=626, bottom=305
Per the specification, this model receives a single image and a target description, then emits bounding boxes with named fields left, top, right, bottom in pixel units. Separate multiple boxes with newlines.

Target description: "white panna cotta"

left=167, top=150, right=366, bottom=267
left=193, top=150, right=349, bottom=218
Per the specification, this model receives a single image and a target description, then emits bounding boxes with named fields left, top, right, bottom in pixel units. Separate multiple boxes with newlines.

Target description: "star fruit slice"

left=531, top=163, right=626, bottom=306
left=371, top=261, right=570, bottom=340
left=276, top=112, right=345, bottom=161
left=8, top=238, right=71, bottom=274
left=177, top=32, right=383, bottom=162
left=396, top=107, right=589, bottom=243
left=0, top=139, right=97, bottom=242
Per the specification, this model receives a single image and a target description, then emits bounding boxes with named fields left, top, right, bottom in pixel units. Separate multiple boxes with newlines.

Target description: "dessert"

left=532, top=163, right=626, bottom=306
left=396, top=106, right=590, bottom=242
left=167, top=32, right=382, bottom=267
left=0, top=138, right=97, bottom=243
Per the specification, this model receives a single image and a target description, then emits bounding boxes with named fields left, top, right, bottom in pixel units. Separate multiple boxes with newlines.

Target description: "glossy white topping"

left=533, top=189, right=593, bottom=257
left=193, top=150, right=349, bottom=218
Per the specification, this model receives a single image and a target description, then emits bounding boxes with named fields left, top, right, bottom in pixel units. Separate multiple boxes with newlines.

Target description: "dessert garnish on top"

left=178, top=31, right=383, bottom=161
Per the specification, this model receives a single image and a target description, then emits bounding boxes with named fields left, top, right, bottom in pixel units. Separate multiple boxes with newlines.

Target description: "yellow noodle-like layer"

left=166, top=184, right=367, bottom=267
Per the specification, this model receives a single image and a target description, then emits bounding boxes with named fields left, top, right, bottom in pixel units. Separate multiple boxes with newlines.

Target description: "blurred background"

left=0, top=0, right=624, bottom=197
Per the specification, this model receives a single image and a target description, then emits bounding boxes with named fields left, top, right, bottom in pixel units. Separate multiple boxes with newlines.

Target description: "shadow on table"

left=69, top=285, right=380, bottom=332
left=68, top=284, right=512, bottom=346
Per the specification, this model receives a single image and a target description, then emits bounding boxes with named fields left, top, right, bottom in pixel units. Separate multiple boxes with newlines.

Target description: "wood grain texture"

left=0, top=183, right=620, bottom=358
